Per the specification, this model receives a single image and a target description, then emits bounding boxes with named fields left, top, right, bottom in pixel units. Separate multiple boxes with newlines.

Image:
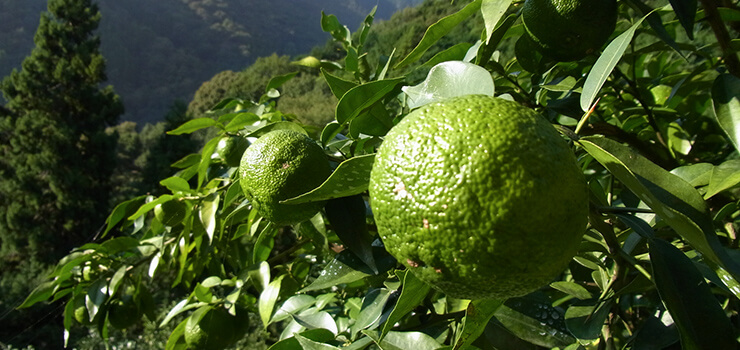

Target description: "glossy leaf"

left=564, top=299, right=612, bottom=344
left=550, top=281, right=592, bottom=300
left=649, top=238, right=736, bottom=349
left=453, top=299, right=503, bottom=349
left=402, top=61, right=494, bottom=109
left=160, top=176, right=190, bottom=193
left=711, top=73, right=740, bottom=152
left=379, top=270, right=431, bottom=339
left=199, top=193, right=219, bottom=243
left=260, top=276, right=283, bottom=327
left=282, top=154, right=374, bottom=205
left=395, top=0, right=482, bottom=68
left=293, top=311, right=339, bottom=335
left=335, top=78, right=404, bottom=125
left=266, top=71, right=298, bottom=92
left=272, top=295, right=316, bottom=323
left=167, top=117, right=217, bottom=135
left=103, top=195, right=147, bottom=236
left=321, top=69, right=357, bottom=99
left=667, top=0, right=697, bottom=39
left=324, top=195, right=377, bottom=273
left=578, top=136, right=740, bottom=281
left=350, top=288, right=393, bottom=337
left=18, top=281, right=56, bottom=308
left=581, top=12, right=651, bottom=112
left=494, top=296, right=575, bottom=348
left=300, top=248, right=395, bottom=292
left=420, top=42, right=474, bottom=68
left=294, top=333, right=341, bottom=350
left=670, top=163, right=714, bottom=187
left=705, top=159, right=740, bottom=199
left=481, top=0, right=512, bottom=44
left=268, top=329, right=336, bottom=350
left=364, top=330, right=446, bottom=350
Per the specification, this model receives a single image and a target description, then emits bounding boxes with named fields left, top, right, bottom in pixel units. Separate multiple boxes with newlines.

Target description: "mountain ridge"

left=0, top=0, right=423, bottom=124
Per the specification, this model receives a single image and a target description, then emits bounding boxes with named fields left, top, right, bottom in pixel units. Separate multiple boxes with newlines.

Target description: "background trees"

left=0, top=0, right=123, bottom=346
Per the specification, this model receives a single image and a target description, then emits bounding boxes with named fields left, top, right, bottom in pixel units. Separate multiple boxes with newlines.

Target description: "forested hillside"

left=0, top=0, right=422, bottom=125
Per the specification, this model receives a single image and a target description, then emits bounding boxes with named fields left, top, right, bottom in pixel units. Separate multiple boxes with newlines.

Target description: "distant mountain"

left=0, top=0, right=423, bottom=125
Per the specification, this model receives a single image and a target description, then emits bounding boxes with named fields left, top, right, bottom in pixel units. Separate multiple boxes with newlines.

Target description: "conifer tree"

left=0, top=0, right=122, bottom=346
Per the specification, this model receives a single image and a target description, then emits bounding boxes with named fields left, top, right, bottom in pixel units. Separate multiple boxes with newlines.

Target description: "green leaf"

left=420, top=42, right=474, bottom=69
left=224, top=112, right=260, bottom=132
left=165, top=318, right=189, bottom=350
left=705, top=159, right=740, bottom=199
left=300, top=248, right=396, bottom=292
left=160, top=176, right=190, bottom=193
left=17, top=281, right=57, bottom=308
left=364, top=330, right=446, bottom=350
left=252, top=224, right=277, bottom=264
left=167, top=117, right=217, bottom=135
left=321, top=69, right=357, bottom=99
left=335, top=78, right=405, bottom=125
left=581, top=12, right=652, bottom=111
left=649, top=238, right=736, bottom=349
left=293, top=311, right=339, bottom=335
left=564, top=299, right=612, bottom=344
left=453, top=299, right=503, bottom=349
left=668, top=0, right=697, bottom=39
left=324, top=195, right=377, bottom=274
left=320, top=11, right=350, bottom=44
left=481, top=0, right=512, bottom=44
left=348, top=104, right=393, bottom=137
left=395, top=0, right=482, bottom=68
left=350, top=288, right=392, bottom=337
left=380, top=270, right=432, bottom=339
left=493, top=295, right=575, bottom=348
left=245, top=121, right=308, bottom=138
left=272, top=295, right=316, bottom=323
left=128, top=195, right=173, bottom=221
left=266, top=71, right=299, bottom=92
left=283, top=154, right=375, bottom=205
left=103, top=195, right=147, bottom=236
left=260, top=276, right=283, bottom=328
left=578, top=136, right=740, bottom=280
left=402, top=61, right=494, bottom=109
left=670, top=163, right=714, bottom=187
left=711, top=73, right=740, bottom=152
left=268, top=329, right=336, bottom=350
left=294, top=333, right=341, bottom=350
left=171, top=153, right=201, bottom=169
left=199, top=193, right=219, bottom=243
left=550, top=281, right=592, bottom=300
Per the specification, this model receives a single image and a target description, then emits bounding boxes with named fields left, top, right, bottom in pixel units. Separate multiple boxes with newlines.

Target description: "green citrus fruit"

left=369, top=95, right=588, bottom=300
left=239, top=129, right=332, bottom=225
left=214, top=135, right=250, bottom=167
left=108, top=288, right=141, bottom=329
left=184, top=306, right=250, bottom=350
left=73, top=294, right=94, bottom=325
left=522, top=0, right=617, bottom=61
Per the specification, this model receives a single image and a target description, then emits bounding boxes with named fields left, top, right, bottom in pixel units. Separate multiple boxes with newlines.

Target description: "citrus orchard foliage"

left=20, top=0, right=740, bottom=349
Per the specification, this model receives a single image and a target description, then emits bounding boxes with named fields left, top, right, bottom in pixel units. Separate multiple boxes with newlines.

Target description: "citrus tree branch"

left=700, top=0, right=740, bottom=78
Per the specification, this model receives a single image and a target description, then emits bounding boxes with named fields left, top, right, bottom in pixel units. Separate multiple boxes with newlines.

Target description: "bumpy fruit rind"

left=369, top=95, right=588, bottom=300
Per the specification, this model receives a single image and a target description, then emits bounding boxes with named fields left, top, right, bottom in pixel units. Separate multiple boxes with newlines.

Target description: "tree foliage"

left=0, top=0, right=124, bottom=347
left=15, top=0, right=740, bottom=349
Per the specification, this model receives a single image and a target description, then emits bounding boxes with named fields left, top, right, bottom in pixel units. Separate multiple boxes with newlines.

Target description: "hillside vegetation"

left=0, top=0, right=422, bottom=125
